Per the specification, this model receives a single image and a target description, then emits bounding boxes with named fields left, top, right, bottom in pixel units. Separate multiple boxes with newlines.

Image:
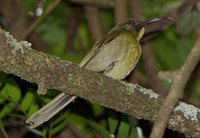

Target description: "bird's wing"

left=79, top=28, right=122, bottom=67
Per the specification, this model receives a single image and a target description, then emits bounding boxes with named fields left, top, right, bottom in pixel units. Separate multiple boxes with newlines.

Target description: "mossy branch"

left=0, top=28, right=200, bottom=137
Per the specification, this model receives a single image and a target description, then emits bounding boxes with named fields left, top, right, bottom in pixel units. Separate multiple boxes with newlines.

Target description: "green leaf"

left=87, top=120, right=111, bottom=138
left=92, top=104, right=104, bottom=117
left=40, top=96, right=52, bottom=104
left=51, top=118, right=68, bottom=135
left=67, top=113, right=87, bottom=129
left=20, top=91, right=35, bottom=112
left=51, top=110, right=70, bottom=126
left=117, top=121, right=130, bottom=138
left=42, top=128, right=48, bottom=138
left=129, top=127, right=138, bottom=138
left=0, top=80, right=21, bottom=104
left=6, top=82, right=21, bottom=102
left=0, top=85, right=9, bottom=104
left=0, top=102, right=15, bottom=118
left=68, top=113, right=111, bottom=137
left=28, top=104, right=39, bottom=117
left=108, top=117, right=118, bottom=134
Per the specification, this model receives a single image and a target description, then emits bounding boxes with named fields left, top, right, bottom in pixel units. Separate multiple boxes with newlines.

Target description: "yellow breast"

left=85, top=32, right=141, bottom=80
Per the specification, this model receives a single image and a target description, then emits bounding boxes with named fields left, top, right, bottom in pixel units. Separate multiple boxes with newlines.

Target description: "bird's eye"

left=130, top=21, right=136, bottom=26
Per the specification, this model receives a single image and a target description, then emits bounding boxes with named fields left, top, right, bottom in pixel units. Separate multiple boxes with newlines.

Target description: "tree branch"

left=0, top=28, right=200, bottom=137
left=150, top=32, right=200, bottom=138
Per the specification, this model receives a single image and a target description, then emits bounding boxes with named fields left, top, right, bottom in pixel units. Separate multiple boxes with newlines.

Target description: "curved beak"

left=135, top=17, right=174, bottom=30
left=142, top=17, right=174, bottom=26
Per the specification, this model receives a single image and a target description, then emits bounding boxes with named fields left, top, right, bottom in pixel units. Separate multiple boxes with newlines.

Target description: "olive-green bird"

left=26, top=17, right=172, bottom=128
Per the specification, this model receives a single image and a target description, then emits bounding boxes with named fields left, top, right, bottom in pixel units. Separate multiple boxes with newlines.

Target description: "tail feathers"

left=26, top=93, right=76, bottom=128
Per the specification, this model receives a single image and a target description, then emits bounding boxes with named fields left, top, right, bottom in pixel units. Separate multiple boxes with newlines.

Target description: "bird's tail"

left=26, top=93, right=76, bottom=128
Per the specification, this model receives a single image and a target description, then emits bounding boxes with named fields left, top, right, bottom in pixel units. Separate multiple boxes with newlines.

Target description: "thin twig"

left=20, top=0, right=62, bottom=40
left=150, top=34, right=200, bottom=138
left=0, top=119, right=9, bottom=138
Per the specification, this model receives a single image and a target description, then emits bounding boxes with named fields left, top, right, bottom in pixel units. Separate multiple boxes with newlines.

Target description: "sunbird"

left=26, top=17, right=172, bottom=128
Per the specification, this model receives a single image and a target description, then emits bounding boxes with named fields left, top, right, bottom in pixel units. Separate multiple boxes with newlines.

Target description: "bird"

left=26, top=17, right=172, bottom=128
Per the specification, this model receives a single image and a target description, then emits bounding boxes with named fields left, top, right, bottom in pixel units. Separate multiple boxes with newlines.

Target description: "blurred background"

left=0, top=0, right=200, bottom=137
